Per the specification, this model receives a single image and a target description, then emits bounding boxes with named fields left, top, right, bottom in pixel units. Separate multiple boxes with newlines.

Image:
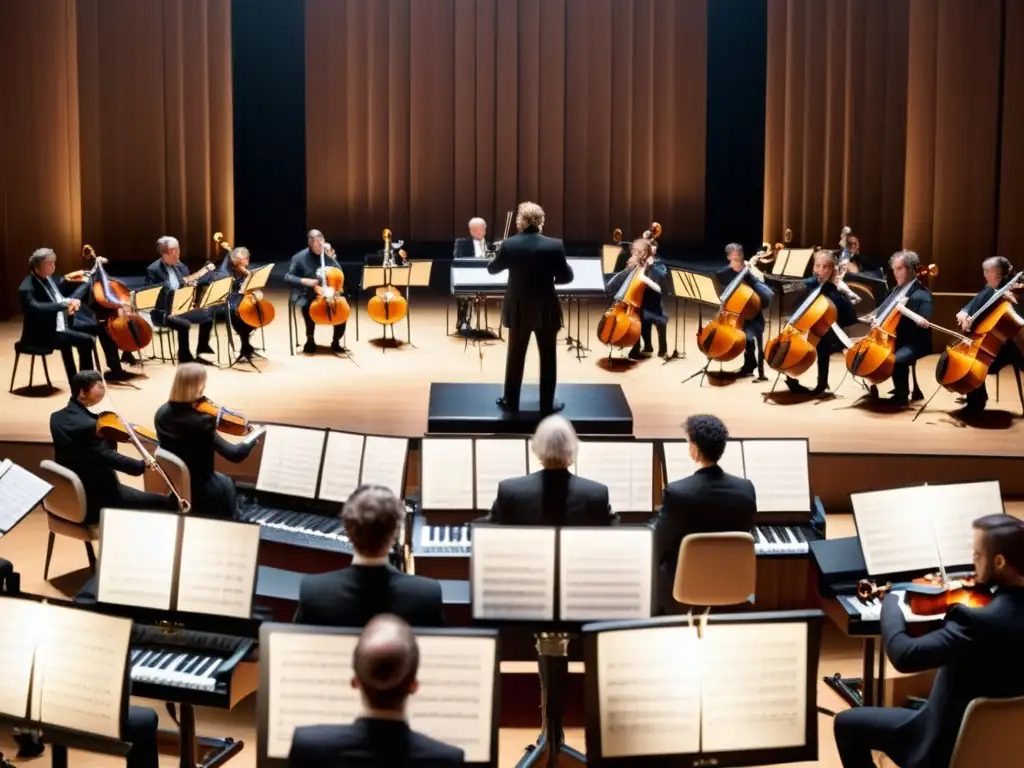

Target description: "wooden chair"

left=37, top=460, right=99, bottom=580
left=10, top=340, right=56, bottom=392
left=949, top=696, right=1024, bottom=768
left=673, top=531, right=757, bottom=608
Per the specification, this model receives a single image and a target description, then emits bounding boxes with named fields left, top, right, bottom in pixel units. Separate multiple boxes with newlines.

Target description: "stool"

left=10, top=341, right=55, bottom=393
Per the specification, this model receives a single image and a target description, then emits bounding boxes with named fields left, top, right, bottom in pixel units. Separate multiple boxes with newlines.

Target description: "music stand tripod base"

left=516, top=633, right=586, bottom=768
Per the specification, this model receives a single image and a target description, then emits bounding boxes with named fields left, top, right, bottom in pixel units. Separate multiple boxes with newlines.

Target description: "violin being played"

left=856, top=571, right=992, bottom=617
left=598, top=223, right=668, bottom=356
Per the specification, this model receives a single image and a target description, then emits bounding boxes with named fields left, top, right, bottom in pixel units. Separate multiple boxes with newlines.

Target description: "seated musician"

left=862, top=250, right=933, bottom=405
left=285, top=229, right=347, bottom=354
left=606, top=238, right=671, bottom=360
left=954, top=256, right=1023, bottom=414
left=784, top=249, right=858, bottom=397
left=289, top=614, right=464, bottom=767
left=715, top=243, right=774, bottom=380
left=219, top=246, right=257, bottom=362
left=295, top=485, right=444, bottom=628
left=648, top=414, right=756, bottom=613
left=485, top=415, right=613, bottom=525
left=145, top=236, right=215, bottom=364
left=839, top=231, right=882, bottom=277
left=453, top=217, right=488, bottom=332
left=834, top=514, right=1024, bottom=768
left=154, top=363, right=257, bottom=518
left=50, top=371, right=178, bottom=524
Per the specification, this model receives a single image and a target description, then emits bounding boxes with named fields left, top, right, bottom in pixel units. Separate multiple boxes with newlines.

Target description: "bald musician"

left=453, top=217, right=489, bottom=332
left=289, top=614, right=465, bottom=767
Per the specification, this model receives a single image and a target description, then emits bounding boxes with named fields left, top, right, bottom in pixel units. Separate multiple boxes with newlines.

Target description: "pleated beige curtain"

left=305, top=0, right=707, bottom=243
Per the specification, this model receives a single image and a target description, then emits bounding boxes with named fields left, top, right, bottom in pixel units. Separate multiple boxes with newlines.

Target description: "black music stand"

left=227, top=263, right=275, bottom=372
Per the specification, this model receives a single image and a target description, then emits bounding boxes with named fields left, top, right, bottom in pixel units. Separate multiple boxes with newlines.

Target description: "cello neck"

left=971, top=272, right=1023, bottom=325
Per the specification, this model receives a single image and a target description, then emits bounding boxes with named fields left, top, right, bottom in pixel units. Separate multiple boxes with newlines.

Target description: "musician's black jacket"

left=713, top=266, right=774, bottom=337
left=285, top=248, right=343, bottom=306
left=607, top=260, right=672, bottom=324
left=294, top=564, right=445, bottom=628
left=874, top=586, right=1024, bottom=768
left=289, top=718, right=465, bottom=767
left=484, top=469, right=614, bottom=526
left=50, top=398, right=146, bottom=518
left=798, top=276, right=859, bottom=329
left=649, top=465, right=757, bottom=581
left=18, top=273, right=88, bottom=348
left=453, top=236, right=486, bottom=259
left=144, top=259, right=213, bottom=322
left=879, top=281, right=933, bottom=357
left=486, top=227, right=573, bottom=329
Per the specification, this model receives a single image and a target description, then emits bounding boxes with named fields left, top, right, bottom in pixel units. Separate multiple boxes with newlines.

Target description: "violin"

left=856, top=572, right=992, bottom=617
left=697, top=246, right=775, bottom=361
left=82, top=245, right=154, bottom=353
left=597, top=223, right=661, bottom=349
left=308, top=241, right=350, bottom=326
left=764, top=257, right=839, bottom=376
left=215, top=233, right=276, bottom=329
left=367, top=228, right=409, bottom=326
left=192, top=396, right=251, bottom=437
left=95, top=412, right=158, bottom=443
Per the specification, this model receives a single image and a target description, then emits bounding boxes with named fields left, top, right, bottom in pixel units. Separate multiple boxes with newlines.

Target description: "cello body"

left=845, top=324, right=898, bottom=385
left=598, top=266, right=646, bottom=349
left=309, top=266, right=351, bottom=326
left=936, top=295, right=1024, bottom=394
left=367, top=286, right=408, bottom=325
left=85, top=247, right=154, bottom=352
left=696, top=313, right=746, bottom=361
left=238, top=290, right=276, bottom=328
left=764, top=289, right=837, bottom=375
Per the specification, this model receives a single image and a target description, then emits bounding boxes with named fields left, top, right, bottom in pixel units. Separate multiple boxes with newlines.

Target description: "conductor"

left=487, top=202, right=573, bottom=413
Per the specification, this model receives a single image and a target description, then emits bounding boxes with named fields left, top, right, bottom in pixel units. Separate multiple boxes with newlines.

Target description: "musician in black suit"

left=295, top=486, right=444, bottom=627
left=453, top=217, right=489, bottom=332
left=50, top=372, right=178, bottom=524
left=954, top=256, right=1023, bottom=413
left=834, top=514, right=1024, bottom=768
left=487, top=202, right=573, bottom=413
left=606, top=237, right=672, bottom=360
left=784, top=250, right=858, bottom=397
left=285, top=229, right=347, bottom=354
left=485, top=415, right=613, bottom=526
left=289, top=614, right=465, bottom=767
left=217, top=246, right=257, bottom=362
left=144, top=236, right=215, bottom=364
left=862, top=250, right=934, bottom=405
left=714, top=243, right=775, bottom=380
left=648, top=414, right=756, bottom=612
left=154, top=363, right=259, bottom=518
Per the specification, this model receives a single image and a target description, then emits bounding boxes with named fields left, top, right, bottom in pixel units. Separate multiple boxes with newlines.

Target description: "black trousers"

left=966, top=339, right=1022, bottom=408
left=192, top=471, right=238, bottom=520
left=890, top=345, right=922, bottom=398
left=300, top=303, right=346, bottom=345
left=834, top=706, right=916, bottom=768
left=158, top=309, right=213, bottom=359
left=125, top=706, right=160, bottom=768
left=503, top=324, right=558, bottom=410
left=786, top=328, right=843, bottom=390
left=743, top=333, right=766, bottom=376
left=630, top=317, right=668, bottom=357
left=71, top=317, right=124, bottom=374
left=86, top=484, right=179, bottom=526
left=53, top=328, right=97, bottom=382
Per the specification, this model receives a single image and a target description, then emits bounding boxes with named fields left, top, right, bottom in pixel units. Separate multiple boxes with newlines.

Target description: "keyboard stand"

left=822, top=635, right=883, bottom=711
left=160, top=703, right=243, bottom=768
left=515, top=633, right=585, bottom=768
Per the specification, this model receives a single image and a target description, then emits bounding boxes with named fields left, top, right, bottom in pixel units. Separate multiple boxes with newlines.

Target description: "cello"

left=366, top=228, right=408, bottom=326
left=215, top=233, right=276, bottom=328
left=696, top=246, right=775, bottom=361
left=308, top=241, right=350, bottom=326
left=597, top=223, right=661, bottom=350
left=82, top=245, right=154, bottom=353
left=764, top=251, right=841, bottom=376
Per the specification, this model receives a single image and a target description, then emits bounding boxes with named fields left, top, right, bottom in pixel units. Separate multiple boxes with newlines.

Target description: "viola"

left=597, top=223, right=661, bottom=349
left=697, top=248, right=775, bottom=361
left=81, top=245, right=154, bottom=353
left=367, top=228, right=408, bottom=326
left=95, top=412, right=158, bottom=443
left=308, top=243, right=350, bottom=326
left=764, top=281, right=838, bottom=376
left=192, top=396, right=250, bottom=437
left=857, top=572, right=992, bottom=617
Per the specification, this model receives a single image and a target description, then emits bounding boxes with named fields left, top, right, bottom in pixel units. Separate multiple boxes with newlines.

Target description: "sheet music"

left=560, top=528, right=652, bottom=621
left=265, top=632, right=360, bottom=759
left=0, top=598, right=40, bottom=718
left=474, top=439, right=527, bottom=510
left=0, top=460, right=52, bottom=533
left=421, top=439, right=474, bottom=510
left=930, top=481, right=1003, bottom=569
left=853, top=487, right=937, bottom=576
left=316, top=432, right=364, bottom=502
left=97, top=508, right=178, bottom=610
left=34, top=605, right=131, bottom=740
left=700, top=622, right=808, bottom=752
left=575, top=442, right=653, bottom=512
left=742, top=440, right=811, bottom=512
left=256, top=425, right=326, bottom=498
left=408, top=635, right=496, bottom=763
left=176, top=517, right=260, bottom=618
left=360, top=436, right=408, bottom=494
left=471, top=527, right=556, bottom=620
left=662, top=440, right=744, bottom=482
left=597, top=626, right=701, bottom=758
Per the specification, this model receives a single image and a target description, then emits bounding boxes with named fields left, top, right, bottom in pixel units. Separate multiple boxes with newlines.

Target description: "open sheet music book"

left=97, top=509, right=260, bottom=618
left=316, top=431, right=409, bottom=503
left=575, top=442, right=653, bottom=512
left=474, top=439, right=528, bottom=510
left=256, top=425, right=327, bottom=499
left=471, top=525, right=654, bottom=623
left=662, top=438, right=811, bottom=514
left=0, top=459, right=53, bottom=535
left=259, top=625, right=499, bottom=767
left=0, top=597, right=131, bottom=741
left=853, top=480, right=1004, bottom=578
left=584, top=611, right=821, bottom=766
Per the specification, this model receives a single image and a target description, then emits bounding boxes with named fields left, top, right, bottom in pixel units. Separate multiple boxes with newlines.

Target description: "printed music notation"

left=471, top=527, right=557, bottom=621
left=474, top=439, right=527, bottom=510
left=0, top=460, right=52, bottom=534
left=559, top=528, right=653, bottom=621
left=316, top=431, right=364, bottom=503
left=0, top=598, right=39, bottom=718
left=421, top=439, right=474, bottom=510
left=360, top=436, right=408, bottom=495
left=742, top=440, right=811, bottom=513
left=575, top=442, right=654, bottom=513
left=265, top=633, right=360, bottom=758
left=97, top=508, right=179, bottom=610
left=256, top=425, right=326, bottom=499
left=407, top=636, right=497, bottom=764
left=929, top=481, right=1003, bottom=570
left=176, top=517, right=260, bottom=618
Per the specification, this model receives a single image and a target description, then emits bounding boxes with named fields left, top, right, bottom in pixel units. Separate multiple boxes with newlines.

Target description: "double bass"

left=597, top=223, right=661, bottom=349
left=764, top=261, right=839, bottom=376
left=308, top=242, right=350, bottom=326
left=81, top=245, right=154, bottom=353
left=366, top=228, right=408, bottom=326
left=696, top=246, right=775, bottom=361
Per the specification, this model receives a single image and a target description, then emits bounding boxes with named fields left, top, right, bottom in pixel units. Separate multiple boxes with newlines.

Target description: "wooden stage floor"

left=2, top=291, right=1023, bottom=457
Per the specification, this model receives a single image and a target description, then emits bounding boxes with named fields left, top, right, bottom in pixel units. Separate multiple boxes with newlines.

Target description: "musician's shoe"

left=736, top=365, right=755, bottom=378
left=302, top=340, right=317, bottom=354
left=541, top=400, right=566, bottom=415
left=195, top=355, right=215, bottom=366
left=784, top=377, right=811, bottom=394
left=811, top=384, right=831, bottom=397
left=495, top=397, right=519, bottom=412
left=330, top=342, right=348, bottom=354
left=104, top=369, right=133, bottom=382
left=888, top=393, right=909, bottom=406
left=177, top=352, right=194, bottom=364
left=911, top=389, right=925, bottom=402
left=120, top=352, right=138, bottom=365
left=753, top=373, right=769, bottom=383
left=629, top=349, right=652, bottom=360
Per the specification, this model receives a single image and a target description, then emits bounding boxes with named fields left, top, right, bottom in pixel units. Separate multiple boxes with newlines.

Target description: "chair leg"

left=85, top=541, right=97, bottom=570
left=996, top=369, right=1001, bottom=402
left=1014, top=365, right=1024, bottom=417
left=28, top=355, right=36, bottom=388
left=44, top=531, right=56, bottom=580
left=41, top=354, right=53, bottom=388
left=9, top=351, right=19, bottom=393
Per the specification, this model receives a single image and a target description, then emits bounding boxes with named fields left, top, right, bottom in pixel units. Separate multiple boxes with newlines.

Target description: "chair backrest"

left=142, top=448, right=191, bottom=507
left=673, top=532, right=756, bottom=607
left=38, top=460, right=88, bottom=524
left=950, top=696, right=1024, bottom=768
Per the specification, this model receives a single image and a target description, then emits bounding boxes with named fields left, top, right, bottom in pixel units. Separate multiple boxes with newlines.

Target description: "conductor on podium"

left=487, top=202, right=573, bottom=413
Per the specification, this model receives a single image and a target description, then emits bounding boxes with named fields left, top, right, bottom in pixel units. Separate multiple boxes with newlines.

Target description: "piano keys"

left=752, top=524, right=811, bottom=555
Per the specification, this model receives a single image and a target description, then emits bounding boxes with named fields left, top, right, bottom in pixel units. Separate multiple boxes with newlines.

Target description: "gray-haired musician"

left=453, top=217, right=488, bottom=332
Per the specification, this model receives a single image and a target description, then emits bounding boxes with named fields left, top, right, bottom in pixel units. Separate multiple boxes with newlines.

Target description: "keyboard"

left=418, top=522, right=472, bottom=555
left=753, top=524, right=812, bottom=555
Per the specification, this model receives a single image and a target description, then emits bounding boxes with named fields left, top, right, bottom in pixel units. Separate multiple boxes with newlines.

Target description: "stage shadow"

left=595, top=357, right=636, bottom=372
left=368, top=336, right=406, bottom=351
left=9, top=384, right=60, bottom=398
left=761, top=390, right=836, bottom=406
left=47, top=566, right=94, bottom=598
left=931, top=408, right=1018, bottom=431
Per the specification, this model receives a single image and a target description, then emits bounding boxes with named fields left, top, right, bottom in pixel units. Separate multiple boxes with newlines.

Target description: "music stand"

left=670, top=270, right=722, bottom=383
left=198, top=275, right=234, bottom=367
left=601, top=245, right=627, bottom=275
left=0, top=460, right=53, bottom=539
left=766, top=248, right=814, bottom=335
left=238, top=263, right=274, bottom=361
